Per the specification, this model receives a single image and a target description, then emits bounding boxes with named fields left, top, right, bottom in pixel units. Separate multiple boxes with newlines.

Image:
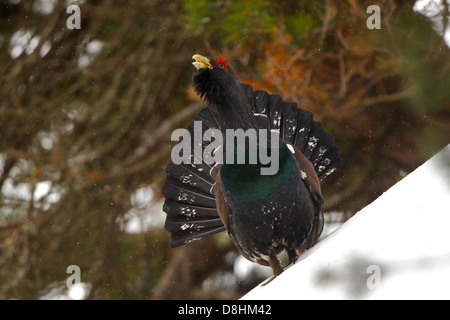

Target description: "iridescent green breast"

left=220, top=143, right=294, bottom=198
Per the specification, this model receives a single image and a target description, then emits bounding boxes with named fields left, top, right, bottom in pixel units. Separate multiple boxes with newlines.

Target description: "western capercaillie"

left=162, top=54, right=343, bottom=276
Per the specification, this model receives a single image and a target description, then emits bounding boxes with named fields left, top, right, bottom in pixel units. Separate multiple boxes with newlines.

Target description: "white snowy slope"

left=242, top=144, right=450, bottom=300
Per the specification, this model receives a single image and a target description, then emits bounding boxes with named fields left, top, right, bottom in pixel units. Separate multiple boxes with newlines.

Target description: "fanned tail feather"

left=246, top=84, right=344, bottom=180
left=162, top=109, right=224, bottom=247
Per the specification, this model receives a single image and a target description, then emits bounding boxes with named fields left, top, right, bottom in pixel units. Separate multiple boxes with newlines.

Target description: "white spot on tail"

left=308, top=136, right=318, bottom=149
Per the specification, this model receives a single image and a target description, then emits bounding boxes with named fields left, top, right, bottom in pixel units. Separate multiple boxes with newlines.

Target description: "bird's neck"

left=213, top=89, right=263, bottom=132
left=213, top=86, right=283, bottom=176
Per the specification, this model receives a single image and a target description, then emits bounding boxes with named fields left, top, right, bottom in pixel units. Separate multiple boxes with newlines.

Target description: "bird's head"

left=192, top=54, right=241, bottom=105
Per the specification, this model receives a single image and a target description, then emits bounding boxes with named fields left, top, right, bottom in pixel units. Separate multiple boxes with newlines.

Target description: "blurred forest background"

left=0, top=0, right=449, bottom=299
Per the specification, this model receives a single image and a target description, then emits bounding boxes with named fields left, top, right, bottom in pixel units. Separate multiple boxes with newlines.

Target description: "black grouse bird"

left=162, top=54, right=343, bottom=276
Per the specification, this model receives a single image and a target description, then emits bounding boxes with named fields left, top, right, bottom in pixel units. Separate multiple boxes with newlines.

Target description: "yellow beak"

left=192, top=54, right=213, bottom=70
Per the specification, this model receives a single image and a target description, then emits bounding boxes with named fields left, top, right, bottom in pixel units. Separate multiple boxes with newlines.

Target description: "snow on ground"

left=39, top=282, right=91, bottom=300
left=242, top=144, right=450, bottom=300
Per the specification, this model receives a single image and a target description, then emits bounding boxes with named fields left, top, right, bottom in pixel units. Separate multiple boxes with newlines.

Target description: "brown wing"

left=286, top=141, right=323, bottom=204
left=214, top=169, right=231, bottom=230
left=285, top=141, right=324, bottom=253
